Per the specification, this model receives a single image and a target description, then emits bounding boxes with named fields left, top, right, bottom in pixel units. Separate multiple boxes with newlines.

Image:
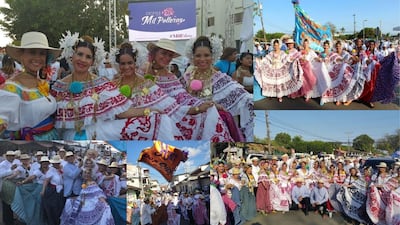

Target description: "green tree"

left=0, top=0, right=128, bottom=50
left=307, top=141, right=332, bottom=154
left=274, top=132, right=291, bottom=147
left=357, top=27, right=377, bottom=39
left=352, top=134, right=375, bottom=152
left=254, top=30, right=285, bottom=42
left=376, top=129, right=400, bottom=153
left=254, top=136, right=269, bottom=144
left=290, top=135, right=307, bottom=153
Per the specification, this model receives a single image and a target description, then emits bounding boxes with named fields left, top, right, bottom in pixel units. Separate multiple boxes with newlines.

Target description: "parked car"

left=363, top=157, right=396, bottom=172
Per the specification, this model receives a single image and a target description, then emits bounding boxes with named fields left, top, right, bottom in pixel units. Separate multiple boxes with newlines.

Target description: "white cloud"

left=183, top=147, right=202, bottom=157
left=181, top=141, right=210, bottom=158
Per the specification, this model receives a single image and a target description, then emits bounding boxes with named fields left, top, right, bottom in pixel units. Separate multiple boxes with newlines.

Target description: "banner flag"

left=293, top=2, right=332, bottom=52
left=138, top=141, right=188, bottom=182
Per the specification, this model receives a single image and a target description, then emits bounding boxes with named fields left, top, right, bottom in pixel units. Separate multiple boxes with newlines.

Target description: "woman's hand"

left=215, top=103, right=226, bottom=111
left=188, top=101, right=214, bottom=115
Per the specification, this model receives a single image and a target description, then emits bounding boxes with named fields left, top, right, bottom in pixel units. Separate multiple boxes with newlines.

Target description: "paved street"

left=244, top=210, right=355, bottom=225
left=254, top=97, right=400, bottom=110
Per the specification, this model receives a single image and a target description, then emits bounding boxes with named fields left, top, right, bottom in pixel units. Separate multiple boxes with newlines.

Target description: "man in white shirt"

left=292, top=178, right=312, bottom=216
left=251, top=157, right=260, bottom=196
left=63, top=151, right=82, bottom=198
left=140, top=198, right=156, bottom=225
left=0, top=151, right=17, bottom=225
left=310, top=180, right=329, bottom=218
left=343, top=158, right=353, bottom=174
left=31, top=151, right=45, bottom=172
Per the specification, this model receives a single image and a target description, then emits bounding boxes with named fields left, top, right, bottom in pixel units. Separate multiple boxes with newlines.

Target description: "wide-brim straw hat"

left=109, top=162, right=119, bottom=168
left=6, top=31, right=61, bottom=63
left=97, top=159, right=108, bottom=166
left=40, top=156, right=50, bottom=163
left=5, top=151, right=15, bottom=156
left=35, top=151, right=44, bottom=156
left=285, top=38, right=295, bottom=44
left=251, top=157, right=259, bottom=162
left=376, top=162, right=387, bottom=168
left=20, top=154, right=31, bottom=160
left=50, top=155, right=61, bottom=164
left=147, top=39, right=181, bottom=58
left=232, top=167, right=241, bottom=175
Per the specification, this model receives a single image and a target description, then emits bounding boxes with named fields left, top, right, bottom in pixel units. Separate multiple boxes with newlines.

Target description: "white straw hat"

left=147, top=39, right=181, bottom=58
left=35, top=151, right=44, bottom=156
left=376, top=162, right=387, bottom=168
left=109, top=162, right=119, bottom=168
left=65, top=151, right=74, bottom=157
left=50, top=155, right=61, bottom=164
left=96, top=159, right=108, bottom=166
left=40, top=156, right=50, bottom=163
left=6, top=31, right=61, bottom=62
left=5, top=151, right=15, bottom=156
left=20, top=154, right=31, bottom=160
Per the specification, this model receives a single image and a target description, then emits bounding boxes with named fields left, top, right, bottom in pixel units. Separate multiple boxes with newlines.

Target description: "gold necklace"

left=64, top=73, right=98, bottom=139
left=188, top=67, right=213, bottom=99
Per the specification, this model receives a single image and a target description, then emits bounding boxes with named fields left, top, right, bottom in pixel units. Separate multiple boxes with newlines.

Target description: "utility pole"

left=257, top=0, right=267, bottom=42
left=345, top=131, right=353, bottom=155
left=265, top=111, right=271, bottom=155
left=353, top=14, right=356, bottom=37
left=108, top=0, right=117, bottom=51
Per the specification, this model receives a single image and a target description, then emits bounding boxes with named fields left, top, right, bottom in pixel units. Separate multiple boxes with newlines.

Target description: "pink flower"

left=162, top=7, right=175, bottom=17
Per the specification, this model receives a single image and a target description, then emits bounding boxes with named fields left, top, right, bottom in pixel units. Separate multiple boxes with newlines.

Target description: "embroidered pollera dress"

left=182, top=69, right=254, bottom=141
left=0, top=79, right=58, bottom=140
left=50, top=76, right=131, bottom=140
left=96, top=78, right=186, bottom=140
left=150, top=71, right=234, bottom=142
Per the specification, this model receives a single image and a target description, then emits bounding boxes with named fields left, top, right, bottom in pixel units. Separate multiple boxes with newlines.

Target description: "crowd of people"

left=210, top=150, right=400, bottom=225
left=0, top=31, right=254, bottom=142
left=128, top=190, right=210, bottom=225
left=0, top=148, right=127, bottom=225
left=254, top=37, right=400, bottom=107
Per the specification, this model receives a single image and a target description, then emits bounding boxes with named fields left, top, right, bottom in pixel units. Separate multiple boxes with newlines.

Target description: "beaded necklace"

left=188, top=67, right=213, bottom=100
left=64, top=73, right=99, bottom=139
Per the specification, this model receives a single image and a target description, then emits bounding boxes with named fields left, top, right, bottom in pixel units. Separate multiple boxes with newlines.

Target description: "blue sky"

left=108, top=141, right=210, bottom=184
left=254, top=0, right=400, bottom=35
left=254, top=110, right=400, bottom=143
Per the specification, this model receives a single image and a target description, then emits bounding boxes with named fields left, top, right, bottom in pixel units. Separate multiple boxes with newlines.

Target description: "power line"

left=255, top=116, right=344, bottom=143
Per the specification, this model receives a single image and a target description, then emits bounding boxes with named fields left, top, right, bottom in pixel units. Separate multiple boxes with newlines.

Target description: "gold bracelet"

left=144, top=108, right=151, bottom=116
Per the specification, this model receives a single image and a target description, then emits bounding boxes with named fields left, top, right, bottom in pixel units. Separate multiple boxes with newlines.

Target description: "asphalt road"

left=244, top=210, right=355, bottom=225
left=254, top=97, right=400, bottom=110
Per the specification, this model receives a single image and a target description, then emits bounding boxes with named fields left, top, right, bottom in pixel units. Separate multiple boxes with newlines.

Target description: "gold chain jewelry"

left=66, top=73, right=99, bottom=139
left=189, top=67, right=214, bottom=99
